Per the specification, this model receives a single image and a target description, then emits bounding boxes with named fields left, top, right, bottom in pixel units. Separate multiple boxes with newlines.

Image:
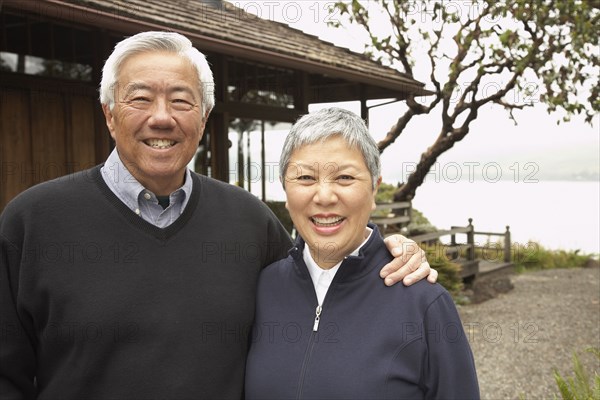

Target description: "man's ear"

left=281, top=177, right=288, bottom=210
left=102, top=104, right=117, bottom=140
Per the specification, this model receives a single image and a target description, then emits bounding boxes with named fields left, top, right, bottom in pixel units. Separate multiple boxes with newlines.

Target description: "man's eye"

left=338, top=175, right=354, bottom=181
left=297, top=175, right=315, bottom=181
left=171, top=99, right=193, bottom=110
left=125, top=97, right=151, bottom=108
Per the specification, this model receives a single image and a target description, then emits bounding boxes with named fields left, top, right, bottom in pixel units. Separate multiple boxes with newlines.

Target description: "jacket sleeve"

left=422, top=291, right=480, bottom=399
left=0, top=228, right=37, bottom=399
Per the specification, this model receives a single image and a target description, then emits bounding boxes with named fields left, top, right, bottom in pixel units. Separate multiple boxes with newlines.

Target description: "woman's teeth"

left=311, top=216, right=344, bottom=226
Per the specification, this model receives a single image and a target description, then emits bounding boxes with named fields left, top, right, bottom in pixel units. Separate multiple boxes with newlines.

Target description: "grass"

left=553, top=348, right=600, bottom=400
left=469, top=238, right=595, bottom=273
left=510, top=242, right=595, bottom=273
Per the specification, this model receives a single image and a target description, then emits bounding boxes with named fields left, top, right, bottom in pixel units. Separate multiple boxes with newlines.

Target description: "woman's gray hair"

left=279, top=107, right=381, bottom=189
left=99, top=31, right=215, bottom=117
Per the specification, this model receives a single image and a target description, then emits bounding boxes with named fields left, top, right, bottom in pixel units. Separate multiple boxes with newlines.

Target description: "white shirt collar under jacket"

left=100, top=148, right=193, bottom=228
left=303, top=227, right=373, bottom=306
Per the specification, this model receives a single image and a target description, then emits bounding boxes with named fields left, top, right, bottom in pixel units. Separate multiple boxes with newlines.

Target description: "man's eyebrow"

left=169, top=86, right=197, bottom=98
left=121, top=83, right=196, bottom=97
left=122, top=82, right=151, bottom=96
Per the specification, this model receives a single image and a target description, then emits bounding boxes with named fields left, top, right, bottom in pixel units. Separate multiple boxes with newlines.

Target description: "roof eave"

left=7, top=0, right=432, bottom=96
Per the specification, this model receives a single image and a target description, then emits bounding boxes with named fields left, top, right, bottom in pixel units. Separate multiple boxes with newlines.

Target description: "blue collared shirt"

left=100, top=149, right=193, bottom=228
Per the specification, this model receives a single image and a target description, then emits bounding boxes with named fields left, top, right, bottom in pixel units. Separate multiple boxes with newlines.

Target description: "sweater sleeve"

left=262, top=205, right=293, bottom=267
left=422, top=292, right=480, bottom=399
left=0, top=229, right=37, bottom=399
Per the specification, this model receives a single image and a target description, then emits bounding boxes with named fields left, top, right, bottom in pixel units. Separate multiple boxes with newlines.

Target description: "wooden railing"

left=470, top=224, right=512, bottom=264
left=371, top=204, right=513, bottom=279
left=370, top=201, right=412, bottom=235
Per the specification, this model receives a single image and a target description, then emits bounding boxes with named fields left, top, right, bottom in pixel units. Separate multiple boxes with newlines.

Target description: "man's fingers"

left=383, top=235, right=403, bottom=257
left=383, top=234, right=421, bottom=260
left=381, top=234, right=438, bottom=286
left=402, top=260, right=432, bottom=286
left=426, top=267, right=439, bottom=284
left=383, top=254, right=422, bottom=286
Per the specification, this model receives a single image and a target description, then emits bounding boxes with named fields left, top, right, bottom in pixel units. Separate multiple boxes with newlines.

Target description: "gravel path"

left=458, top=266, right=600, bottom=399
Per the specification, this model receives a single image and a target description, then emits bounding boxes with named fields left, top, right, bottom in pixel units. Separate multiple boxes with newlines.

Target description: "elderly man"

left=0, top=31, right=435, bottom=399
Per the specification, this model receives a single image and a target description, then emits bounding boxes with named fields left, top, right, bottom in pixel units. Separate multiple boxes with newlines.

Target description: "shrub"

left=406, top=208, right=439, bottom=236
left=375, top=182, right=398, bottom=204
left=511, top=242, right=593, bottom=273
left=421, top=244, right=464, bottom=297
left=553, top=348, right=600, bottom=400
left=265, top=201, right=293, bottom=234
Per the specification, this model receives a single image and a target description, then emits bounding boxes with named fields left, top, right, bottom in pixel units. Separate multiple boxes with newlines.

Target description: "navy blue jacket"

left=245, top=225, right=479, bottom=399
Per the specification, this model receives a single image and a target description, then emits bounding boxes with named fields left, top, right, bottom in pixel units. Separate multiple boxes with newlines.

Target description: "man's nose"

left=148, top=99, right=176, bottom=128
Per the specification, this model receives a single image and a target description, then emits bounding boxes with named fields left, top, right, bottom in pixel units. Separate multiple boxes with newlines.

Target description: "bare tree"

left=334, top=0, right=599, bottom=200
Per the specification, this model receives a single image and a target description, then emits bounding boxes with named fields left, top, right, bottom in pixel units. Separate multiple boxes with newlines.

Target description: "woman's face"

left=284, top=136, right=381, bottom=269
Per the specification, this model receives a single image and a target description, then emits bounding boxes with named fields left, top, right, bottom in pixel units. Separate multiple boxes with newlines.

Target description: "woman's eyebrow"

left=287, top=162, right=361, bottom=172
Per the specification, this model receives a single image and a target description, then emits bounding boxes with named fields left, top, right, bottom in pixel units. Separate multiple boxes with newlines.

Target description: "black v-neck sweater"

left=0, top=165, right=291, bottom=399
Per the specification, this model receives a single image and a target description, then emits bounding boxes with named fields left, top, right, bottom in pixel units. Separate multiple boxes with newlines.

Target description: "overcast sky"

left=233, top=0, right=599, bottom=183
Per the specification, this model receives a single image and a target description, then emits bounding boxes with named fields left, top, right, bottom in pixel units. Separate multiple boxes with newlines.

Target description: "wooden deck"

left=478, top=260, right=515, bottom=276
left=371, top=201, right=515, bottom=286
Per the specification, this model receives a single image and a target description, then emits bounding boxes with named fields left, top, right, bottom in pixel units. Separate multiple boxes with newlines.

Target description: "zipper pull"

left=313, top=305, right=322, bottom=332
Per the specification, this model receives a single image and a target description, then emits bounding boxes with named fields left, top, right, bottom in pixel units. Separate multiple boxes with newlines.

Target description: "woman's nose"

left=313, top=181, right=338, bottom=205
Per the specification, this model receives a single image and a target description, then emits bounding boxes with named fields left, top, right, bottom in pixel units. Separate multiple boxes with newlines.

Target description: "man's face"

left=102, top=51, right=206, bottom=195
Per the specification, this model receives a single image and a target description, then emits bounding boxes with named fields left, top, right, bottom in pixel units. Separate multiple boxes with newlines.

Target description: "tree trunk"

left=393, top=133, right=457, bottom=201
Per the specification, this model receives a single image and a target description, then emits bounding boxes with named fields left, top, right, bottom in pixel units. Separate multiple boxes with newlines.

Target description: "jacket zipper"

left=312, top=305, right=322, bottom=331
left=296, top=305, right=323, bottom=399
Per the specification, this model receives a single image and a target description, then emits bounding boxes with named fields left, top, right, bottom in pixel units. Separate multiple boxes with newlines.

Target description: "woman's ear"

left=371, top=176, right=383, bottom=210
left=375, top=176, right=382, bottom=192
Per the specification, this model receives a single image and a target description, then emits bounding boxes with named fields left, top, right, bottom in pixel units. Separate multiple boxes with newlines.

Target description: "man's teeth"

left=147, top=139, right=175, bottom=149
left=311, top=216, right=344, bottom=226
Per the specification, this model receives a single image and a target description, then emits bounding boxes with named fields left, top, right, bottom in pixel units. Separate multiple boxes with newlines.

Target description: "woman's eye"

left=338, top=175, right=354, bottom=181
left=297, top=175, right=315, bottom=181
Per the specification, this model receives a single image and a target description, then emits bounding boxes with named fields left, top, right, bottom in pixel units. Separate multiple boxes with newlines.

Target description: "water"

left=261, top=177, right=598, bottom=254
left=411, top=180, right=599, bottom=255
left=224, top=128, right=599, bottom=255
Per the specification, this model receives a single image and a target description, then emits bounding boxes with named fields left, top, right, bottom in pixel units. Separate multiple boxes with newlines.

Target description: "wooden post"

left=504, top=225, right=511, bottom=263
left=406, top=195, right=413, bottom=231
left=260, top=120, right=266, bottom=201
left=360, top=84, right=368, bottom=124
left=246, top=129, right=252, bottom=192
left=467, top=218, right=474, bottom=261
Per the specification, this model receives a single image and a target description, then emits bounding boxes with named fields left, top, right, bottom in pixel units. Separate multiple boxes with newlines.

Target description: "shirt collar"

left=303, top=226, right=374, bottom=284
left=100, top=148, right=193, bottom=213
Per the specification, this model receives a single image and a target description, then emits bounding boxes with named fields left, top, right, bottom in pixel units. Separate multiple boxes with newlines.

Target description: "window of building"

left=0, top=12, right=93, bottom=81
left=227, top=59, right=295, bottom=108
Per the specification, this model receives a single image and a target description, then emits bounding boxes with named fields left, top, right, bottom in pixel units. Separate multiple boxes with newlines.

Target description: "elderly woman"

left=245, top=108, right=479, bottom=399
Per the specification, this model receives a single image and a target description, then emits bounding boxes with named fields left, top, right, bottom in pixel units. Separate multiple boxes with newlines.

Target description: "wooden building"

left=0, top=0, right=429, bottom=210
